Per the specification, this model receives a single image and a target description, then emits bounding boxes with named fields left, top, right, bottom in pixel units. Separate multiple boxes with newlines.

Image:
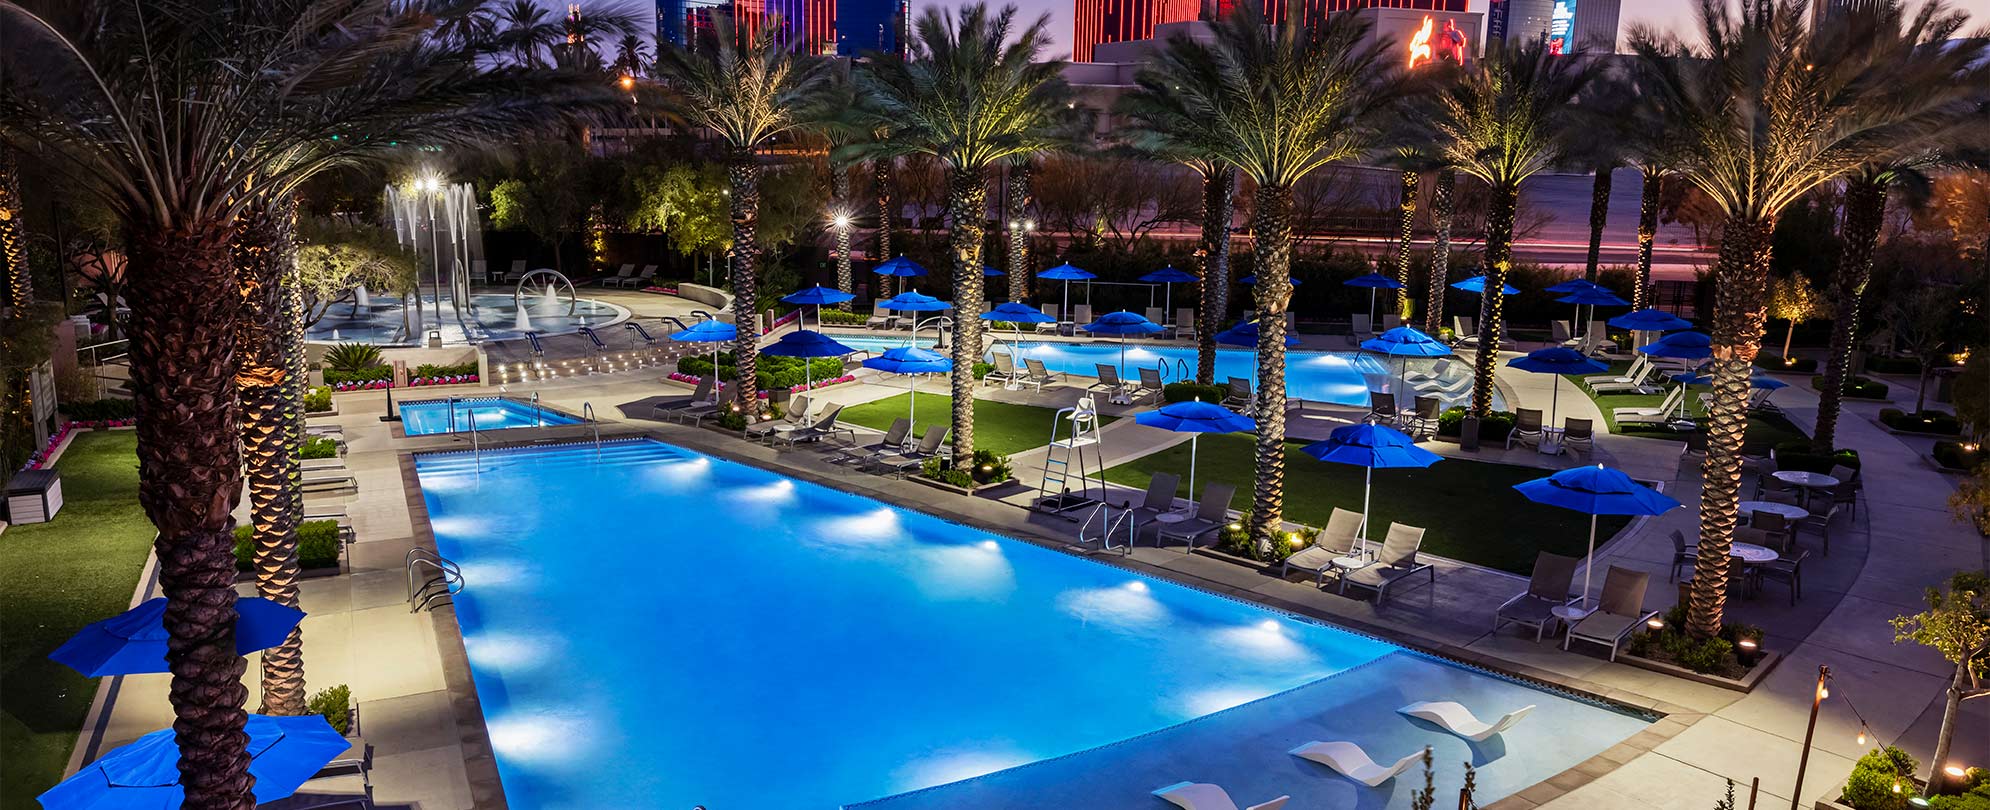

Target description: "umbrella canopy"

left=1361, top=326, right=1452, bottom=357
left=1638, top=331, right=1712, bottom=360
left=1513, top=464, right=1682, bottom=607
left=38, top=714, right=349, bottom=810
left=1139, top=266, right=1198, bottom=283
left=1301, top=423, right=1442, bottom=546
left=982, top=265, right=1005, bottom=276
left=1451, top=275, right=1520, bottom=295
left=669, top=319, right=738, bottom=343
left=1608, top=308, right=1694, bottom=332
left=983, top=302, right=1056, bottom=323
left=1038, top=262, right=1096, bottom=281
left=862, top=346, right=953, bottom=428
left=779, top=284, right=855, bottom=307
left=1671, top=372, right=1787, bottom=390
left=1545, top=278, right=1600, bottom=294
left=1135, top=400, right=1257, bottom=513
left=1343, top=272, right=1404, bottom=289
left=873, top=255, right=929, bottom=278
left=1506, top=347, right=1609, bottom=427
left=878, top=290, right=952, bottom=312
left=1082, top=310, right=1164, bottom=336
left=50, top=597, right=305, bottom=678
left=760, top=329, right=855, bottom=390
left=1239, top=275, right=1302, bottom=285
left=1213, top=320, right=1300, bottom=349
left=1556, top=287, right=1630, bottom=307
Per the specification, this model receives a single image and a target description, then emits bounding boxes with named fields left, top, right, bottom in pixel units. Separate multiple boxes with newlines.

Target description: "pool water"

left=416, top=441, right=1647, bottom=809
left=399, top=397, right=580, bottom=436
left=306, top=293, right=626, bottom=345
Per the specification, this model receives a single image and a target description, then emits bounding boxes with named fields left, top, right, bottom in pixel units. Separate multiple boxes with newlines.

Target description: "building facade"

left=1073, top=0, right=1469, bottom=62
left=657, top=0, right=906, bottom=56
left=1484, top=0, right=1551, bottom=46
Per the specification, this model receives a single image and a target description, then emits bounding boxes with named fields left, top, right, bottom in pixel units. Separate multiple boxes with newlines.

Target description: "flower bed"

left=20, top=419, right=135, bottom=473
left=640, top=285, right=681, bottom=296
left=1879, top=408, right=1963, bottom=436
left=1932, top=441, right=1983, bottom=472
left=664, top=371, right=855, bottom=399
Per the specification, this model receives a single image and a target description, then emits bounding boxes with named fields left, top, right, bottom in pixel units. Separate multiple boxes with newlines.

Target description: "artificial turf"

left=839, top=393, right=1115, bottom=458
left=1575, top=360, right=1809, bottom=453
left=0, top=431, right=155, bottom=807
left=1101, top=432, right=1632, bottom=575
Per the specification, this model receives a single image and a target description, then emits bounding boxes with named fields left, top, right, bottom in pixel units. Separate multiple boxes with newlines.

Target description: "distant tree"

left=488, top=146, right=589, bottom=274
left=1032, top=155, right=1200, bottom=253
left=1766, top=272, right=1824, bottom=360
left=294, top=222, right=418, bottom=328
left=1886, top=283, right=1955, bottom=412
left=1891, top=571, right=1990, bottom=794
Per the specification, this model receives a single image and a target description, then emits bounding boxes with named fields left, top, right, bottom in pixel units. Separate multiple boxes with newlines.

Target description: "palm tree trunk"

left=1584, top=165, right=1612, bottom=282
left=1423, top=170, right=1455, bottom=334
left=1248, top=183, right=1294, bottom=554
left=126, top=223, right=255, bottom=809
left=0, top=146, right=30, bottom=312
left=1813, top=176, right=1885, bottom=452
left=232, top=197, right=308, bottom=715
left=831, top=166, right=853, bottom=311
left=1006, top=162, right=1032, bottom=303
left=946, top=166, right=988, bottom=464
left=729, top=148, right=763, bottom=416
left=875, top=159, right=895, bottom=296
left=1468, top=183, right=1518, bottom=418
left=1687, top=214, right=1777, bottom=639
left=1392, top=169, right=1419, bottom=317
left=1634, top=168, right=1662, bottom=309
left=1195, top=164, right=1236, bottom=385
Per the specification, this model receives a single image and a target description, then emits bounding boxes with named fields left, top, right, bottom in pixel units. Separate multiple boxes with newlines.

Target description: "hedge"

left=1772, top=441, right=1860, bottom=473
left=59, top=399, right=137, bottom=421
left=1163, top=382, right=1226, bottom=404
left=816, top=309, right=870, bottom=326
left=414, top=361, right=478, bottom=378
left=1437, top=407, right=1516, bottom=443
left=676, top=354, right=845, bottom=393
left=297, top=436, right=340, bottom=460
left=1865, top=356, right=1924, bottom=375
left=233, top=519, right=342, bottom=572
left=1880, top=408, right=1962, bottom=435
left=1812, top=374, right=1889, bottom=400
left=323, top=365, right=392, bottom=386
left=1933, top=441, right=1983, bottom=471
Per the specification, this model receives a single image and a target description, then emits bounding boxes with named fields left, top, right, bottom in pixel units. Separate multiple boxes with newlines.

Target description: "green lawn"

left=1101, top=433, right=1630, bottom=575
left=1574, top=360, right=1807, bottom=453
left=0, top=431, right=156, bottom=807
left=839, top=393, right=1116, bottom=458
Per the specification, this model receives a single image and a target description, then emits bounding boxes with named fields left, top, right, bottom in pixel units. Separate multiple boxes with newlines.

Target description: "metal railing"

left=406, top=548, right=462, bottom=613
left=582, top=402, right=600, bottom=457
left=466, top=409, right=480, bottom=469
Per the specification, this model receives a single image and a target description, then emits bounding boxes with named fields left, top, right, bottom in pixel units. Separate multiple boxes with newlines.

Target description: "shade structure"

left=1140, top=266, right=1197, bottom=320
left=1213, top=320, right=1300, bottom=349
left=873, top=255, right=929, bottom=278
left=779, top=284, right=857, bottom=331
left=1038, top=262, right=1096, bottom=323
left=1450, top=275, right=1520, bottom=296
left=759, top=329, right=856, bottom=390
left=38, top=714, right=349, bottom=810
left=50, top=597, right=305, bottom=678
left=982, top=265, right=1005, bottom=276
left=1301, top=423, right=1442, bottom=549
left=861, top=346, right=953, bottom=428
left=1134, top=400, right=1257, bottom=515
left=982, top=302, right=1056, bottom=324
left=670, top=318, right=739, bottom=402
left=1638, top=331, right=1712, bottom=360
left=1083, top=311, right=1164, bottom=382
left=1506, top=347, right=1609, bottom=428
left=1343, top=272, right=1404, bottom=324
left=1362, top=325, right=1454, bottom=395
left=1545, top=278, right=1600, bottom=294
left=1513, top=464, right=1682, bottom=607
left=1608, top=308, right=1694, bottom=332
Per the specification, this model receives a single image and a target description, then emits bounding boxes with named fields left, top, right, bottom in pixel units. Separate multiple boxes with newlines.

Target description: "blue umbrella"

left=50, top=597, right=305, bottom=678
left=1363, top=325, right=1454, bottom=396
left=878, top=290, right=951, bottom=312
left=671, top=318, right=739, bottom=401
left=1639, top=331, right=1712, bottom=360
left=1513, top=464, right=1682, bottom=608
left=1135, top=400, right=1257, bottom=514
left=1556, top=286, right=1628, bottom=307
left=983, top=265, right=1005, bottom=277
left=873, top=255, right=928, bottom=278
left=780, top=284, right=856, bottom=331
left=1140, top=266, right=1198, bottom=321
left=1213, top=320, right=1300, bottom=349
left=759, top=329, right=855, bottom=391
left=1609, top=308, right=1694, bottom=332
left=1344, top=272, right=1404, bottom=326
left=1084, top=311, right=1165, bottom=382
left=1670, top=372, right=1788, bottom=390
left=1302, top=423, right=1443, bottom=548
left=983, top=302, right=1055, bottom=324
left=1450, top=275, right=1520, bottom=296
left=39, top=714, right=350, bottom=810
left=1038, top=262, right=1095, bottom=324
left=1545, top=277, right=1600, bottom=294
left=861, top=346, right=953, bottom=428
left=1507, top=347, right=1609, bottom=428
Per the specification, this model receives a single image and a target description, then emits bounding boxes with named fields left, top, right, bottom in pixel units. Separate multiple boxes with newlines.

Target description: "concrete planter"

left=1617, top=648, right=1784, bottom=693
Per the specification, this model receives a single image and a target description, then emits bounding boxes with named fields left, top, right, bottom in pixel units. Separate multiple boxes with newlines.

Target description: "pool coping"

left=396, top=428, right=1704, bottom=810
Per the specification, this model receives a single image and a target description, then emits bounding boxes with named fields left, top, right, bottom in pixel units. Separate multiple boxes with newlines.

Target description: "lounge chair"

left=1586, top=320, right=1618, bottom=352
left=1071, top=304, right=1094, bottom=331
left=872, top=425, right=947, bottom=476
left=1133, top=366, right=1165, bottom=405
left=1553, top=320, right=1577, bottom=346
left=1405, top=359, right=1454, bottom=386
left=470, top=259, right=491, bottom=284
left=833, top=418, right=911, bottom=465
left=500, top=259, right=528, bottom=283
left=1453, top=316, right=1475, bottom=344
left=1584, top=356, right=1649, bottom=386
left=1363, top=392, right=1399, bottom=426
left=1155, top=482, right=1235, bottom=552
left=1564, top=566, right=1658, bottom=661
left=1399, top=701, right=1535, bottom=743
left=609, top=264, right=658, bottom=289
left=1023, top=358, right=1060, bottom=388
left=1090, top=363, right=1128, bottom=396
left=1339, top=523, right=1432, bottom=603
left=1381, top=313, right=1402, bottom=331
left=1590, top=363, right=1660, bottom=394
left=301, top=470, right=357, bottom=496
left=1175, top=308, right=1197, bottom=339
left=745, top=394, right=812, bottom=442
left=1117, top=472, right=1181, bottom=537
left=1221, top=377, right=1252, bottom=411
left=1494, top=552, right=1580, bottom=641
left=773, top=404, right=851, bottom=446
left=984, top=353, right=1018, bottom=387
left=299, top=457, right=348, bottom=473
left=1153, top=782, right=1289, bottom=810
left=1506, top=408, right=1544, bottom=449
left=1289, top=741, right=1423, bottom=788
left=1613, top=387, right=1687, bottom=427
left=1145, top=307, right=1168, bottom=328
left=865, top=301, right=893, bottom=330
left=595, top=264, right=637, bottom=287
left=1279, top=507, right=1364, bottom=586
left=1035, top=304, right=1061, bottom=334
left=653, top=378, right=716, bottom=421
left=1561, top=418, right=1595, bottom=457
left=1351, top=313, right=1375, bottom=341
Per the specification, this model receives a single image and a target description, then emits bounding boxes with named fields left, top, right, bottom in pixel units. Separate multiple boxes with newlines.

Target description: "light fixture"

left=1857, top=731, right=1868, bottom=746
left=1911, top=797, right=1931, bottom=807
left=619, top=74, right=635, bottom=90
left=833, top=214, right=851, bottom=228
left=1646, top=616, right=1665, bottom=630
left=1820, top=686, right=1830, bottom=700
left=1945, top=766, right=1967, bottom=778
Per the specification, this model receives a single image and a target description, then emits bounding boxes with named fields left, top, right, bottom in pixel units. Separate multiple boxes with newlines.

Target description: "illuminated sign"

left=1408, top=16, right=1434, bottom=67
left=1406, top=14, right=1469, bottom=68
left=1547, top=0, right=1576, bottom=53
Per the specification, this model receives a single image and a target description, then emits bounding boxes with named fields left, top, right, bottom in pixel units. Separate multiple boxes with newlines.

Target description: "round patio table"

left=1738, top=500, right=1808, bottom=522
left=1730, top=542, right=1779, bottom=563
left=1771, top=471, right=1840, bottom=489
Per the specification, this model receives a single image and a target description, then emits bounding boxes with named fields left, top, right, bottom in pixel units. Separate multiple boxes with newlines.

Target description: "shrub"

left=967, top=449, right=1011, bottom=483
left=323, top=365, right=392, bottom=386
left=1933, top=441, right=1983, bottom=471
left=58, top=398, right=137, bottom=421
left=715, top=409, right=748, bottom=431
left=919, top=455, right=974, bottom=488
left=308, top=684, right=353, bottom=735
left=302, top=386, right=333, bottom=414
left=1843, top=747, right=1919, bottom=810
left=297, top=436, right=340, bottom=460
left=1865, top=356, right=1924, bottom=375
left=817, top=309, right=870, bottom=326
left=1773, top=441, right=1860, bottom=473
left=1624, top=605, right=1759, bottom=677
left=1753, top=355, right=1817, bottom=373
left=1814, top=374, right=1890, bottom=399
left=1880, top=408, right=1962, bottom=435
left=1927, top=769, right=1990, bottom=810
left=1436, top=407, right=1515, bottom=443
left=677, top=355, right=842, bottom=392
left=1676, top=636, right=1734, bottom=673
left=233, top=519, right=343, bottom=572
left=323, top=343, right=383, bottom=373
left=972, top=361, right=994, bottom=380
left=413, top=361, right=479, bottom=378
left=1163, top=382, right=1226, bottom=404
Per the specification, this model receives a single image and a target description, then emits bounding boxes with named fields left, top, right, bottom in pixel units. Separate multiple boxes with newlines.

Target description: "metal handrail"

left=582, top=402, right=599, bottom=457
left=447, top=396, right=458, bottom=433
left=529, top=391, right=542, bottom=427
left=467, top=409, right=480, bottom=469
left=406, top=549, right=463, bottom=612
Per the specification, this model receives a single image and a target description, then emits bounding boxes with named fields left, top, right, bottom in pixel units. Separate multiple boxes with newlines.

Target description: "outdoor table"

left=1551, top=603, right=1595, bottom=627
left=1738, top=500, right=1808, bottom=522
left=1537, top=427, right=1565, bottom=456
left=1730, top=542, right=1779, bottom=563
left=1771, top=471, right=1840, bottom=489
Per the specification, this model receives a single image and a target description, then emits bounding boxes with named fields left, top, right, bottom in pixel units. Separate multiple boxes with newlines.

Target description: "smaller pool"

left=399, top=397, right=581, bottom=436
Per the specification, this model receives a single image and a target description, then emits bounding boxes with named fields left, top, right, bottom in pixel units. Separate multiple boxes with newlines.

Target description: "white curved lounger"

left=1398, top=701, right=1536, bottom=742
left=1288, top=741, right=1424, bottom=787
left=1152, top=781, right=1290, bottom=810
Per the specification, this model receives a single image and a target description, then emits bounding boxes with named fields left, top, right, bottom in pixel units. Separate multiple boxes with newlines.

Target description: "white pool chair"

left=1398, top=701, right=1535, bottom=742
left=1612, top=386, right=1687, bottom=427
left=1152, top=782, right=1289, bottom=810
left=1289, top=741, right=1424, bottom=787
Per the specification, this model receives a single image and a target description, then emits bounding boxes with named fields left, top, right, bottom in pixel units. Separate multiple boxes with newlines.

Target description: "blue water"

left=416, top=441, right=1646, bottom=809
left=836, top=335, right=1389, bottom=406
left=306, top=292, right=626, bottom=346
left=400, top=397, right=581, bottom=436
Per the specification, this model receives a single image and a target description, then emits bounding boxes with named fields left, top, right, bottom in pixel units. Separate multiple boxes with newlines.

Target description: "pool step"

left=416, top=440, right=694, bottom=475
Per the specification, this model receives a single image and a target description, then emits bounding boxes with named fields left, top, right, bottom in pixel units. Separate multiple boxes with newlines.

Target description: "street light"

left=415, top=172, right=447, bottom=322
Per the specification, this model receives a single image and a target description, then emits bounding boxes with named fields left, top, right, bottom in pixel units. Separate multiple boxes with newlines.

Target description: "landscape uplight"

left=834, top=214, right=851, bottom=228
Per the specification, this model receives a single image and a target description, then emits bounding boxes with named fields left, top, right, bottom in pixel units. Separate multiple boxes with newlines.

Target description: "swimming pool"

left=416, top=440, right=1649, bottom=808
left=399, top=397, right=581, bottom=436
left=307, top=293, right=628, bottom=346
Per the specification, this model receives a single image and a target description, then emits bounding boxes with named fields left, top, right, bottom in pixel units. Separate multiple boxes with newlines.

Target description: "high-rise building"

left=1565, top=0, right=1618, bottom=53
left=1485, top=0, right=1551, bottom=46
left=1073, top=0, right=1468, bottom=63
left=657, top=0, right=905, bottom=56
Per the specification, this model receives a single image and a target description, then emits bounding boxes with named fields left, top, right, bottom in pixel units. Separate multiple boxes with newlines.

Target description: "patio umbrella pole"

left=1188, top=434, right=1199, bottom=514
left=1581, top=514, right=1598, bottom=608
left=1361, top=466, right=1373, bottom=551
left=1368, top=288, right=1377, bottom=326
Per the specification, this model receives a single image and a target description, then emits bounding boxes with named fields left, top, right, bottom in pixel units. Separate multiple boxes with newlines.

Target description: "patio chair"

left=1155, top=482, right=1235, bottom=552
left=1289, top=741, right=1423, bottom=788
left=1507, top=408, right=1545, bottom=449
left=870, top=425, right=947, bottom=475
left=1827, top=473, right=1858, bottom=522
left=1023, top=358, right=1061, bottom=388
left=1798, top=487, right=1845, bottom=555
left=1381, top=313, right=1402, bottom=331
left=470, top=259, right=490, bottom=284
left=1561, top=418, right=1595, bottom=457
left=1585, top=357, right=1649, bottom=387
left=1351, top=313, right=1375, bottom=341
left=1145, top=307, right=1168, bottom=328
left=832, top=418, right=910, bottom=465
left=1613, top=387, right=1686, bottom=427
left=1133, top=367, right=1166, bottom=405
left=1117, top=472, right=1181, bottom=538
left=500, top=259, right=528, bottom=283
left=1564, top=566, right=1657, bottom=661
left=1072, top=304, right=1094, bottom=329
left=1404, top=396, right=1441, bottom=439
left=1036, top=304, right=1061, bottom=333
left=1152, top=782, right=1289, bottom=810
left=1552, top=320, right=1576, bottom=346
left=745, top=394, right=812, bottom=442
left=984, top=353, right=1018, bottom=387
left=1667, top=529, right=1698, bottom=583
left=1089, top=363, right=1128, bottom=396
left=1363, top=392, right=1399, bottom=426
left=595, top=264, right=637, bottom=286
left=774, top=404, right=851, bottom=446
left=1495, top=551, right=1581, bottom=641
left=1175, top=308, right=1197, bottom=339
left=1339, top=523, right=1432, bottom=603
left=1399, top=701, right=1535, bottom=743
left=1280, top=507, right=1365, bottom=586
left=865, top=301, right=893, bottom=330
left=653, top=377, right=716, bottom=420
left=1222, top=377, right=1252, bottom=410
left=1589, top=363, right=1660, bottom=394
left=1751, top=547, right=1809, bottom=606
left=1452, top=316, right=1475, bottom=344
left=609, top=264, right=658, bottom=289
left=1586, top=321, right=1618, bottom=352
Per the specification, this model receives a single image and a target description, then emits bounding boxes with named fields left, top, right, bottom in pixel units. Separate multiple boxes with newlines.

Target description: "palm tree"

left=1190, top=159, right=1237, bottom=384
left=498, top=0, right=560, bottom=67
left=874, top=155, right=895, bottom=293
left=3, top=2, right=607, bottom=799
left=613, top=33, right=651, bottom=78
left=1380, top=146, right=1442, bottom=318
left=1004, top=158, right=1034, bottom=303
left=1428, top=39, right=1598, bottom=417
left=656, top=17, right=836, bottom=416
left=1122, top=2, right=1401, bottom=551
left=846, top=3, right=1079, bottom=464
left=1632, top=0, right=1988, bottom=638
left=1422, top=168, right=1456, bottom=334
left=0, top=145, right=27, bottom=311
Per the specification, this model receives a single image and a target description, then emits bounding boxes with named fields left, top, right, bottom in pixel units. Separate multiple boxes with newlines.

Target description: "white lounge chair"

left=1589, top=363, right=1660, bottom=394
left=1613, top=386, right=1687, bottom=427
left=1398, top=701, right=1535, bottom=743
left=1351, top=313, right=1374, bottom=341
left=1152, top=782, right=1289, bottom=810
left=1584, top=356, right=1649, bottom=386
left=1036, top=304, right=1061, bottom=334
left=1289, top=741, right=1423, bottom=787
left=1175, top=308, right=1197, bottom=339
left=1279, top=507, right=1364, bottom=586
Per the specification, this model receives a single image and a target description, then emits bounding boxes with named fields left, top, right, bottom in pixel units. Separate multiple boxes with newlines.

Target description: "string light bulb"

left=1857, top=731, right=1868, bottom=746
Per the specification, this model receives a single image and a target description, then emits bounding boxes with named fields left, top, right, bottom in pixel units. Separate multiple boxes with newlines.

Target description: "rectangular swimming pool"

left=416, top=441, right=1646, bottom=808
left=399, top=397, right=580, bottom=436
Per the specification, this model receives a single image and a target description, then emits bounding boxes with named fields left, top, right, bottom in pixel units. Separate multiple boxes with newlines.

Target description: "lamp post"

left=416, top=173, right=445, bottom=322
left=1793, top=665, right=1830, bottom=810
left=833, top=212, right=853, bottom=310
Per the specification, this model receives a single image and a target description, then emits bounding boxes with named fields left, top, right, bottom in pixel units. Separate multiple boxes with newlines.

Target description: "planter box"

left=1617, top=648, right=1784, bottom=693
left=234, top=552, right=347, bottom=585
left=911, top=475, right=1018, bottom=496
left=1192, top=545, right=1280, bottom=572
left=307, top=402, right=339, bottom=417
left=1877, top=423, right=1963, bottom=438
left=1926, top=455, right=1974, bottom=475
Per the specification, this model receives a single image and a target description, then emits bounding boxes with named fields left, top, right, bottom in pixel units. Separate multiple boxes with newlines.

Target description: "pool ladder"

left=466, top=409, right=481, bottom=471
left=407, top=549, right=463, bottom=613
left=582, top=402, right=600, bottom=457
left=1079, top=502, right=1136, bottom=551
